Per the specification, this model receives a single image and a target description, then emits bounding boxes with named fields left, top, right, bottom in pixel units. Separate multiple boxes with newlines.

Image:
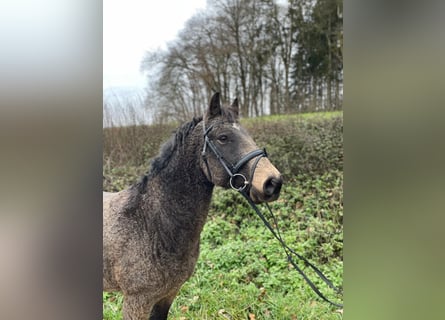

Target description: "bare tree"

left=140, top=0, right=343, bottom=123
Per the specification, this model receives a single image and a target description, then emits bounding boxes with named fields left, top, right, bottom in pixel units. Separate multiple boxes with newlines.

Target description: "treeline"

left=141, top=0, right=343, bottom=123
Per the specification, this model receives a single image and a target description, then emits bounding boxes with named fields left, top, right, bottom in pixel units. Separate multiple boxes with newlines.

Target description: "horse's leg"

left=122, top=293, right=153, bottom=320
left=149, top=293, right=177, bottom=320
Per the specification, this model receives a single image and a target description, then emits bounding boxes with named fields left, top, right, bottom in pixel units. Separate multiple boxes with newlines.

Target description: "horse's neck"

left=143, top=149, right=214, bottom=237
left=152, top=169, right=213, bottom=213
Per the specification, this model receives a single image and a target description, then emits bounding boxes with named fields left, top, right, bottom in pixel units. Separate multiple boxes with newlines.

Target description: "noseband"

left=201, top=121, right=267, bottom=191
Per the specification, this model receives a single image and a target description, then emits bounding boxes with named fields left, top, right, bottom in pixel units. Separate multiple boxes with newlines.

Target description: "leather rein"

left=201, top=120, right=343, bottom=308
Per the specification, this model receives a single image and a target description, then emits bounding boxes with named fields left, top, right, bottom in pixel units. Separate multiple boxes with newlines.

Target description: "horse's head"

left=200, top=93, right=282, bottom=203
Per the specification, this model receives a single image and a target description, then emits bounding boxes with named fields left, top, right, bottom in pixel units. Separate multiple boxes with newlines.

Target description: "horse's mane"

left=132, top=116, right=203, bottom=193
left=132, top=104, right=237, bottom=194
left=150, top=116, right=203, bottom=175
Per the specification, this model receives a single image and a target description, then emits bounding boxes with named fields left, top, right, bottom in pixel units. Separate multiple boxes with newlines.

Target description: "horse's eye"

left=217, top=135, right=228, bottom=143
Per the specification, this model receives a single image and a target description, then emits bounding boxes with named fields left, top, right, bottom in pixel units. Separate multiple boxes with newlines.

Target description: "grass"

left=103, top=112, right=343, bottom=319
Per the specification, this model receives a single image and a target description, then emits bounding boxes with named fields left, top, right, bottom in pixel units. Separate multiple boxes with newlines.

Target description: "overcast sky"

left=103, top=0, right=207, bottom=90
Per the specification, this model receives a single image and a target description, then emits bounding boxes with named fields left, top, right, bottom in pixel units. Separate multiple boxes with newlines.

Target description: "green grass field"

left=103, top=112, right=343, bottom=319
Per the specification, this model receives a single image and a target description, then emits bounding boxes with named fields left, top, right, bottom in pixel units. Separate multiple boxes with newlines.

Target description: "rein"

left=238, top=191, right=343, bottom=308
left=201, top=120, right=343, bottom=309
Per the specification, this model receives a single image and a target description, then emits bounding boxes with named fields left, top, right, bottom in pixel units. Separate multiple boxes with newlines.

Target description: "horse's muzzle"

left=250, top=174, right=283, bottom=204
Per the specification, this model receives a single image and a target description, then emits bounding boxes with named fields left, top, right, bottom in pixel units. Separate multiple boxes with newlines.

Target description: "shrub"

left=103, top=112, right=343, bottom=182
left=244, top=114, right=343, bottom=181
left=103, top=123, right=176, bottom=167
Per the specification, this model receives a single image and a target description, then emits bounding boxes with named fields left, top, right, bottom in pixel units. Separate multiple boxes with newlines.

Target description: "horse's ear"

left=206, top=92, right=221, bottom=120
left=229, top=98, right=239, bottom=120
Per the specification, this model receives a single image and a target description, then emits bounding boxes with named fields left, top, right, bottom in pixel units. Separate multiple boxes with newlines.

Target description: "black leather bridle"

left=200, top=119, right=343, bottom=309
left=201, top=121, right=267, bottom=191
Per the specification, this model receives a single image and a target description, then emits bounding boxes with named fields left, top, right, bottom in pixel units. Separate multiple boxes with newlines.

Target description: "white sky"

left=103, top=0, right=207, bottom=90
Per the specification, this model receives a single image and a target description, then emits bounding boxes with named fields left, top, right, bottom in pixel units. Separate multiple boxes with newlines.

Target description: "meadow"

left=103, top=111, right=343, bottom=319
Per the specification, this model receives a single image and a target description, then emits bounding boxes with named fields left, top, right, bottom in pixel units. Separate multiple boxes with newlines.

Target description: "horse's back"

left=103, top=191, right=121, bottom=223
left=103, top=189, right=135, bottom=235
left=103, top=191, right=116, bottom=205
left=103, top=189, right=133, bottom=291
left=103, top=190, right=130, bottom=215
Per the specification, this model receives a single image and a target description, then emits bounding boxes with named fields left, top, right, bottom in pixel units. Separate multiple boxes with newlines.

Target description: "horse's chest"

left=164, top=241, right=200, bottom=282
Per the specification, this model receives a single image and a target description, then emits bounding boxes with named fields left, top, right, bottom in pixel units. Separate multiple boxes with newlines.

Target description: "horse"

left=103, top=92, right=283, bottom=319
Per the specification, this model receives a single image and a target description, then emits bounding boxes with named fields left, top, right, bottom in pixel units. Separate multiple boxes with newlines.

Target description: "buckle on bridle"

left=229, top=173, right=249, bottom=191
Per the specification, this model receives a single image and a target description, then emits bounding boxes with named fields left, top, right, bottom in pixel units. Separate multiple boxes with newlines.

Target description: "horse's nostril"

left=263, top=176, right=283, bottom=197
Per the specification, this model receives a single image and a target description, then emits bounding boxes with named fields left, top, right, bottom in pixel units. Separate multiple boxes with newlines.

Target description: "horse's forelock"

left=221, top=105, right=237, bottom=123
left=209, top=105, right=237, bottom=124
